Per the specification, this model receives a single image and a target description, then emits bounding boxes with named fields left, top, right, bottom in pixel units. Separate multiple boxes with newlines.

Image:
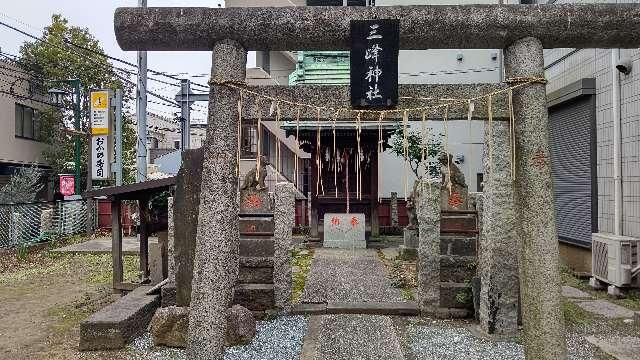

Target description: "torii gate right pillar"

left=504, top=37, right=567, bottom=360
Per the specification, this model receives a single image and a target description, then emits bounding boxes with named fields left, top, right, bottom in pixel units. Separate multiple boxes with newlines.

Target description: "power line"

left=0, top=19, right=210, bottom=89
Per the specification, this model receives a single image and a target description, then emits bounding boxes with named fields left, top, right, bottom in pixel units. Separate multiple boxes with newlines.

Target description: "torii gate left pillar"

left=187, top=40, right=246, bottom=359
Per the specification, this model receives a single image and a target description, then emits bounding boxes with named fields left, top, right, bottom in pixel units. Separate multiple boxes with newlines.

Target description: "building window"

left=15, top=103, right=41, bottom=140
left=173, top=140, right=180, bottom=149
left=241, top=124, right=258, bottom=158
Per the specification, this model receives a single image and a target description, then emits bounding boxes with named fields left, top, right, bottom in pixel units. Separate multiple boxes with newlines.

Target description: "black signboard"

left=350, top=19, right=399, bottom=109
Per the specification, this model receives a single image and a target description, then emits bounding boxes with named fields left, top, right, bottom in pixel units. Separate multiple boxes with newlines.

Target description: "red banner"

left=59, top=175, right=75, bottom=196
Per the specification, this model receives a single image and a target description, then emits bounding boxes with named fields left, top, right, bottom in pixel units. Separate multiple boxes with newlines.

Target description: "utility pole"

left=114, top=89, right=124, bottom=186
left=71, top=79, right=82, bottom=194
left=180, top=79, right=191, bottom=150
left=136, top=0, right=148, bottom=182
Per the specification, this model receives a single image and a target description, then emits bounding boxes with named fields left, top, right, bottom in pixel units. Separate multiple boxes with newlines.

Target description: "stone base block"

left=590, top=277, right=607, bottom=290
left=161, top=284, right=177, bottom=308
left=240, top=188, right=272, bottom=214
left=79, top=286, right=160, bottom=351
left=608, top=285, right=624, bottom=298
left=403, top=228, right=419, bottom=248
left=240, top=238, right=275, bottom=257
left=323, top=240, right=367, bottom=249
left=440, top=255, right=476, bottom=283
left=439, top=282, right=473, bottom=309
left=440, top=235, right=477, bottom=256
left=233, top=283, right=275, bottom=311
left=399, top=245, right=417, bottom=259
left=239, top=216, right=275, bottom=235
left=238, top=266, right=274, bottom=284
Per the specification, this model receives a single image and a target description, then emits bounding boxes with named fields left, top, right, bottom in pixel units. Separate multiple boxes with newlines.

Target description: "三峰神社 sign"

left=350, top=19, right=399, bottom=109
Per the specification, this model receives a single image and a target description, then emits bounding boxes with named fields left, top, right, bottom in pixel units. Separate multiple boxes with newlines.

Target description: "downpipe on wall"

left=612, top=48, right=623, bottom=236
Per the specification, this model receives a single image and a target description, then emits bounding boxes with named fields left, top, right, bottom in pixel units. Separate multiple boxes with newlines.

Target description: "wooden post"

left=309, top=146, right=319, bottom=238
left=138, top=196, right=150, bottom=282
left=111, top=198, right=123, bottom=292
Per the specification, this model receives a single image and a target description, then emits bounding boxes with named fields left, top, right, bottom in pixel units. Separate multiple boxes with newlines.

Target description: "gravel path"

left=305, top=314, right=404, bottom=360
left=126, top=315, right=308, bottom=360
left=404, top=320, right=597, bottom=360
left=301, top=248, right=405, bottom=303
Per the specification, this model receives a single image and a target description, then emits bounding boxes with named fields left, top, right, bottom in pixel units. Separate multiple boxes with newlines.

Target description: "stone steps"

left=440, top=255, right=476, bottom=283
left=239, top=237, right=275, bottom=257
left=440, top=235, right=477, bottom=257
left=233, top=283, right=275, bottom=311
left=239, top=216, right=275, bottom=236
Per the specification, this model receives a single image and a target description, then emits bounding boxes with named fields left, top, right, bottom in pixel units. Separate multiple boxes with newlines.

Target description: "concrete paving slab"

left=53, top=236, right=158, bottom=255
left=585, top=336, right=640, bottom=360
left=301, top=248, right=405, bottom=303
left=562, top=286, right=593, bottom=299
left=575, top=300, right=636, bottom=319
left=303, top=314, right=404, bottom=360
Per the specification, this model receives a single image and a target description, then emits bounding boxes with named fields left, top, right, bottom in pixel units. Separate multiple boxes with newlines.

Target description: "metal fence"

left=0, top=200, right=90, bottom=249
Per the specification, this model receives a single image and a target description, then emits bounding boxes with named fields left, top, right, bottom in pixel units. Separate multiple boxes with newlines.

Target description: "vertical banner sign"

left=90, top=90, right=111, bottom=180
left=350, top=19, right=399, bottom=109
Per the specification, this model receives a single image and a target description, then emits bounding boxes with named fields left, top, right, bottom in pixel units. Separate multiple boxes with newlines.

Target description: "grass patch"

left=84, top=254, right=140, bottom=285
left=377, top=249, right=418, bottom=301
left=291, top=248, right=314, bottom=303
left=562, top=300, right=595, bottom=327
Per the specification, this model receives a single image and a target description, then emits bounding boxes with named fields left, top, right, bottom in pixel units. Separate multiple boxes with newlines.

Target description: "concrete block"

left=439, top=255, right=476, bottom=283
left=239, top=238, right=275, bottom=258
left=238, top=266, right=273, bottom=284
left=161, top=283, right=177, bottom=308
left=79, top=286, right=160, bottom=351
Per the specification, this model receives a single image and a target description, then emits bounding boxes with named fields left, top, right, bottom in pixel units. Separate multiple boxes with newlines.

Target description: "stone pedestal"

left=273, top=182, right=295, bottom=310
left=440, top=185, right=469, bottom=211
left=416, top=180, right=441, bottom=314
left=479, top=121, right=519, bottom=335
left=187, top=39, right=247, bottom=360
left=399, top=228, right=418, bottom=259
left=505, top=37, right=567, bottom=359
left=323, top=213, right=366, bottom=249
left=239, top=188, right=272, bottom=214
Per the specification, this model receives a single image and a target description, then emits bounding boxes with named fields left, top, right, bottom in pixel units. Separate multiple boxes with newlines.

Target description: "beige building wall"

left=0, top=61, right=48, bottom=166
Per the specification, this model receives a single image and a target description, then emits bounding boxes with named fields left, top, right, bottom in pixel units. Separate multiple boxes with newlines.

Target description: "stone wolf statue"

left=241, top=155, right=269, bottom=191
left=438, top=152, right=467, bottom=188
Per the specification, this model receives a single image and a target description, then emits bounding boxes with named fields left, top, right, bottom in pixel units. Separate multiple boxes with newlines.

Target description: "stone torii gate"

left=114, top=4, right=640, bottom=360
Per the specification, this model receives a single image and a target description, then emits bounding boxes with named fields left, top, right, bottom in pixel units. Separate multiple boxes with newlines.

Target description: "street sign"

left=91, top=135, right=110, bottom=180
left=90, top=90, right=110, bottom=135
left=59, top=174, right=75, bottom=196
left=350, top=19, right=399, bottom=109
left=90, top=90, right=113, bottom=180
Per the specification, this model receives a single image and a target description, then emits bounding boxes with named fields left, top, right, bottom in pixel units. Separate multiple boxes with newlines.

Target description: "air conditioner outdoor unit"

left=591, top=233, right=640, bottom=289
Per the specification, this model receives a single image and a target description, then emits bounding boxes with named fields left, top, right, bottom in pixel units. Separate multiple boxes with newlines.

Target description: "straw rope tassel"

left=237, top=91, right=243, bottom=178
left=275, top=102, right=281, bottom=183
left=256, top=99, right=262, bottom=182
left=295, top=107, right=301, bottom=189
left=467, top=99, right=474, bottom=189
left=402, top=110, right=409, bottom=201
left=333, top=110, right=339, bottom=198
left=378, top=112, right=384, bottom=203
left=444, top=105, right=452, bottom=195
left=316, top=108, right=321, bottom=196
left=356, top=112, right=362, bottom=201
left=508, top=89, right=517, bottom=181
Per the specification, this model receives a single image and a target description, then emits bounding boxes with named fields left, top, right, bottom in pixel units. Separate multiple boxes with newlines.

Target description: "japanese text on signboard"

left=350, top=19, right=399, bottom=109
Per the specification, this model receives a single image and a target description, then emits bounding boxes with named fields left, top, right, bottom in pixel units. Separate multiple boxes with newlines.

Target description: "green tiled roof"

left=288, top=51, right=351, bottom=85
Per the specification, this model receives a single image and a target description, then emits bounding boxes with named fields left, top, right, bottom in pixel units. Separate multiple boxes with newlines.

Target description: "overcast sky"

left=0, top=0, right=259, bottom=123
